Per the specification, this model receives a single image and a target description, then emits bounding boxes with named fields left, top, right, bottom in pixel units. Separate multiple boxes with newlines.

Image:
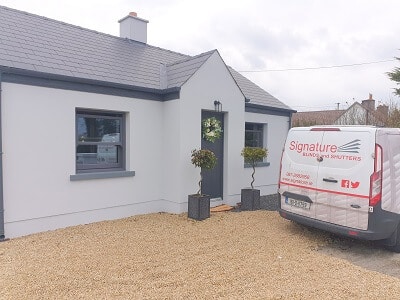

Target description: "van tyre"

left=386, top=223, right=400, bottom=253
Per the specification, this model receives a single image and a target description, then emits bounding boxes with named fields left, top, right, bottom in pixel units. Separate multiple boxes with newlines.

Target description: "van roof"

left=292, top=125, right=378, bottom=132
left=292, top=126, right=400, bottom=135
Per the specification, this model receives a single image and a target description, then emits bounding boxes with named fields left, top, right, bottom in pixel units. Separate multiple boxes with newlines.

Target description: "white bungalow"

left=0, top=6, right=294, bottom=238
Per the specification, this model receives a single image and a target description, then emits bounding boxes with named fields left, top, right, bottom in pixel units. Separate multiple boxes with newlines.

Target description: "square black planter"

left=241, top=188, right=261, bottom=211
left=188, top=194, right=210, bottom=220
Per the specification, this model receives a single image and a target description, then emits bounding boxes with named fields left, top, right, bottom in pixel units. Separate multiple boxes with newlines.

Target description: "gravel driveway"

left=1, top=208, right=400, bottom=299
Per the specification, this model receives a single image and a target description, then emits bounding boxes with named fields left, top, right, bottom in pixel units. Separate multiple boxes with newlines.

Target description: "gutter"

left=245, top=102, right=297, bottom=117
left=0, top=66, right=181, bottom=101
left=0, top=72, right=5, bottom=240
left=245, top=102, right=297, bottom=114
left=289, top=113, right=293, bottom=130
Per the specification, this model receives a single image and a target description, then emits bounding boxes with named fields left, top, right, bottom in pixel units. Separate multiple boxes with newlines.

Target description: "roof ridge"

left=166, top=50, right=216, bottom=67
left=295, top=110, right=345, bottom=113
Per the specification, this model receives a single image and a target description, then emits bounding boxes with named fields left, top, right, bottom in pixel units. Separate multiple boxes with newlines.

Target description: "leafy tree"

left=388, top=56, right=400, bottom=97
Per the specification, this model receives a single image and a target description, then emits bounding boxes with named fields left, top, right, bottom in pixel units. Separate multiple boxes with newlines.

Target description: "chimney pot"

left=129, top=12, right=137, bottom=17
left=369, top=93, right=373, bottom=100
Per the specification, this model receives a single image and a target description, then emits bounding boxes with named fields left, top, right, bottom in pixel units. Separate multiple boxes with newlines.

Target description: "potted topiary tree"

left=241, top=147, right=268, bottom=210
left=188, top=149, right=217, bottom=220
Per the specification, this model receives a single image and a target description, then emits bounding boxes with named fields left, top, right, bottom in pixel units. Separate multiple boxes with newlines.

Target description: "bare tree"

left=385, top=97, right=400, bottom=128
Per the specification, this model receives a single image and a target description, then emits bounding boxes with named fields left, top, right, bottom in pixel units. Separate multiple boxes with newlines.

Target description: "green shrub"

left=191, top=149, right=217, bottom=195
left=241, top=147, right=268, bottom=189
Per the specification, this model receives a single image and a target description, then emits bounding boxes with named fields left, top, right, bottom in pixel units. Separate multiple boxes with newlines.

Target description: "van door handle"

left=323, top=178, right=338, bottom=183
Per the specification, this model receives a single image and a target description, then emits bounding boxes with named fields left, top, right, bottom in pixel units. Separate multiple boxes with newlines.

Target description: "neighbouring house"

left=292, top=109, right=345, bottom=127
left=292, top=94, right=388, bottom=127
left=0, top=6, right=295, bottom=238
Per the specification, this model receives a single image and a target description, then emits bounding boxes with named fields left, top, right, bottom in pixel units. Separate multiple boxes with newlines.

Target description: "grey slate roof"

left=0, top=5, right=293, bottom=112
left=165, top=51, right=215, bottom=89
left=228, top=67, right=292, bottom=111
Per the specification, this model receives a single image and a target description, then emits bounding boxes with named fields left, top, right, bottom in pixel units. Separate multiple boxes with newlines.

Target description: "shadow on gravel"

left=232, top=194, right=279, bottom=212
left=283, top=218, right=400, bottom=279
left=313, top=230, right=400, bottom=279
left=247, top=193, right=400, bottom=279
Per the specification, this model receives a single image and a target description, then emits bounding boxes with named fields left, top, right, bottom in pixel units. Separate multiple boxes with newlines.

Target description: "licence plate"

left=285, top=197, right=311, bottom=210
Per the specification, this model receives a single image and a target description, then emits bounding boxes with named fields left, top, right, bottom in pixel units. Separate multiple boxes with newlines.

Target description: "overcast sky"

left=1, top=0, right=399, bottom=111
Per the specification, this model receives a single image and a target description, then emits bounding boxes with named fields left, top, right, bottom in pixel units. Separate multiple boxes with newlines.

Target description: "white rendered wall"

left=160, top=99, right=186, bottom=212
left=176, top=52, right=246, bottom=207
left=244, top=112, right=290, bottom=195
left=1, top=59, right=289, bottom=238
left=2, top=83, right=169, bottom=238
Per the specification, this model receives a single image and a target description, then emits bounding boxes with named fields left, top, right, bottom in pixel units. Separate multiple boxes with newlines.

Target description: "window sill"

left=70, top=170, right=135, bottom=181
left=244, top=162, right=270, bottom=168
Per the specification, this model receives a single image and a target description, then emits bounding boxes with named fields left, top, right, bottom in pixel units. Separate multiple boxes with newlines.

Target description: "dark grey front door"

left=201, top=111, right=224, bottom=199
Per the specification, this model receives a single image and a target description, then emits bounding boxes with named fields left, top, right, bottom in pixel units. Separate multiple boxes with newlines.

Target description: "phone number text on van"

left=281, top=172, right=314, bottom=186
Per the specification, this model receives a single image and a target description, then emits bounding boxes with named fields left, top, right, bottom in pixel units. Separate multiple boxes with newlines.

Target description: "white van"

left=278, top=126, right=400, bottom=252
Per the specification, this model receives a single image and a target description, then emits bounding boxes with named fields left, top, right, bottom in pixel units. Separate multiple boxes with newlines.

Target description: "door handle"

left=323, top=178, right=338, bottom=183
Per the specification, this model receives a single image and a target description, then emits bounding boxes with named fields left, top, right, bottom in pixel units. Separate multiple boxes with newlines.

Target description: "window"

left=244, top=122, right=269, bottom=167
left=76, top=109, right=124, bottom=172
left=245, top=123, right=264, bottom=148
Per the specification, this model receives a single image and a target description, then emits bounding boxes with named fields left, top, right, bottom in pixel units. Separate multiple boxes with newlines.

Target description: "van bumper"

left=278, top=208, right=400, bottom=241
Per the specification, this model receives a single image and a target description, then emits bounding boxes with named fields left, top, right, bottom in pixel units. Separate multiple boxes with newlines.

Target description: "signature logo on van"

left=289, top=139, right=361, bottom=154
left=341, top=180, right=360, bottom=189
left=338, top=139, right=361, bottom=153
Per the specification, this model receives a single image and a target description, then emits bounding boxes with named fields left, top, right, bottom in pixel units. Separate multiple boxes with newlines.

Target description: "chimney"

left=376, top=104, right=389, bottom=119
left=361, top=93, right=375, bottom=111
left=118, top=12, right=149, bottom=43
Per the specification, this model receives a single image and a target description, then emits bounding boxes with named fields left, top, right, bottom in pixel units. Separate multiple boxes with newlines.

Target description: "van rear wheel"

left=386, top=223, right=400, bottom=253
